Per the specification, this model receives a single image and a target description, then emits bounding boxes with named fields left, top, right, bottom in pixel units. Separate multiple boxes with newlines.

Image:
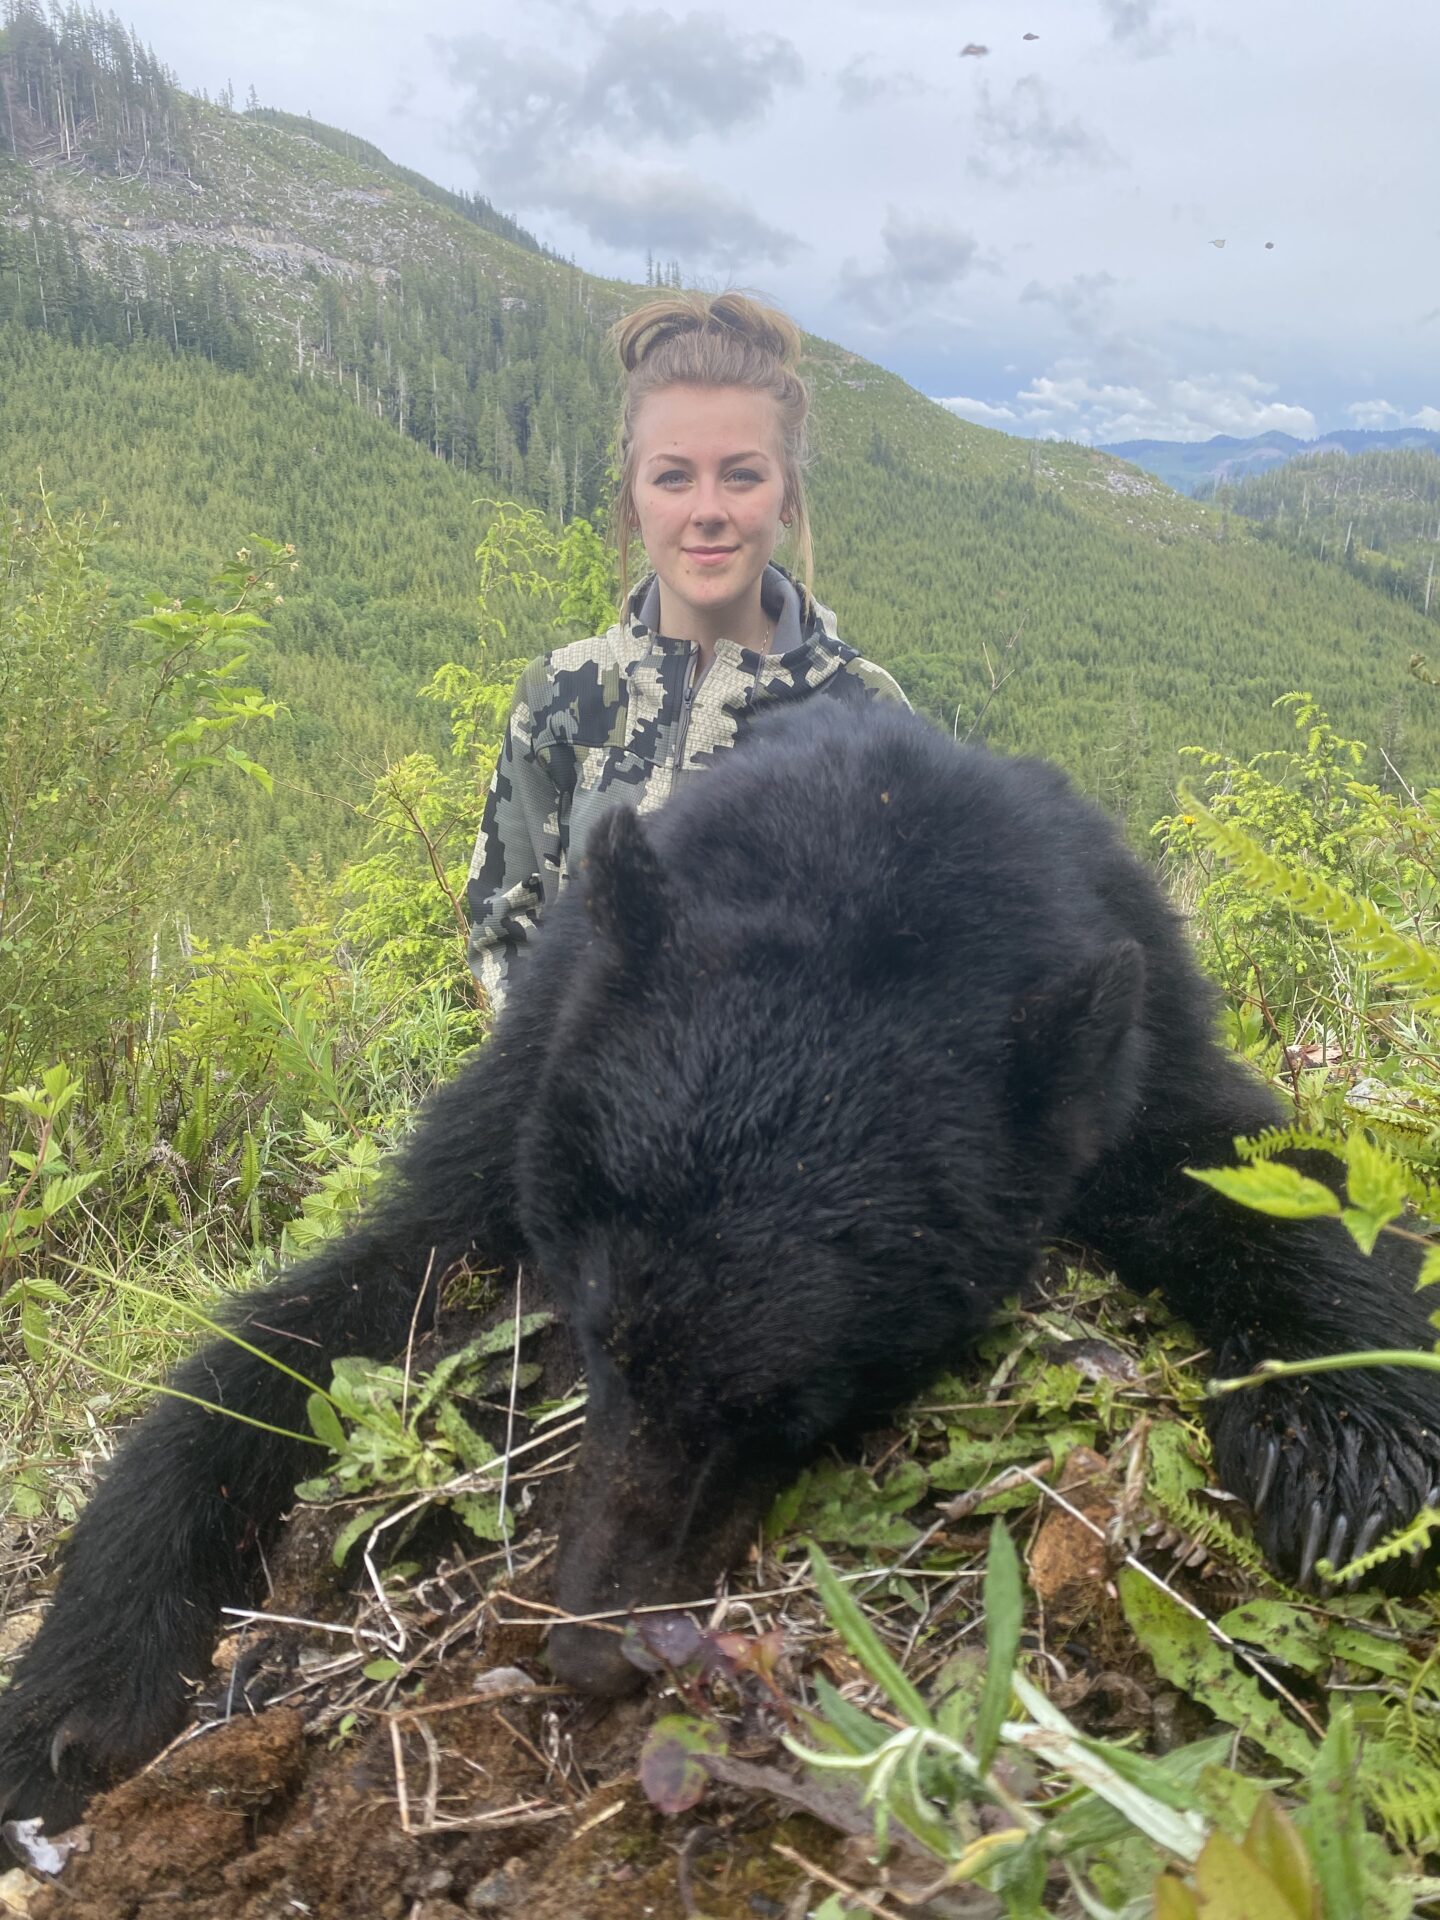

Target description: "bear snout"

left=546, top=1619, right=649, bottom=1697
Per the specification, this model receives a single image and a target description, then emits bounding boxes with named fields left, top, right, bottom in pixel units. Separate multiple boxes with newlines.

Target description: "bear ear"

left=582, top=807, right=671, bottom=963
left=1007, top=941, right=1146, bottom=1170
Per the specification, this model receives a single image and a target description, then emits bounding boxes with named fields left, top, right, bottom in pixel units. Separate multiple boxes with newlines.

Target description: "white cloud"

left=837, top=208, right=988, bottom=323
left=108, top=0, right=1440, bottom=434
left=937, top=361, right=1318, bottom=443
left=438, top=11, right=806, bottom=264
left=1345, top=399, right=1440, bottom=432
left=1098, top=0, right=1188, bottom=58
left=1345, top=399, right=1405, bottom=429
left=833, top=57, right=927, bottom=111
left=968, top=77, right=1121, bottom=185
left=937, top=395, right=1021, bottom=427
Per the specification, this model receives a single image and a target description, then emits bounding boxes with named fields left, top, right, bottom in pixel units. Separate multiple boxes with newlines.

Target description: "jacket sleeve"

left=465, top=658, right=563, bottom=1015
left=838, top=655, right=912, bottom=710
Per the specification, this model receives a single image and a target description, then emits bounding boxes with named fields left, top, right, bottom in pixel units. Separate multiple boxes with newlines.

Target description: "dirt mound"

left=27, top=1671, right=844, bottom=1919
left=19, top=1568, right=862, bottom=1920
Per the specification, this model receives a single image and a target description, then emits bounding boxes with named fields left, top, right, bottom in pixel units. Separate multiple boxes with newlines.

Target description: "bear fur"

left=4, top=699, right=1440, bottom=1833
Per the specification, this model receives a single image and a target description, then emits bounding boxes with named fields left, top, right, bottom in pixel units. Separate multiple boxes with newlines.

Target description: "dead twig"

left=771, top=1841, right=906, bottom=1919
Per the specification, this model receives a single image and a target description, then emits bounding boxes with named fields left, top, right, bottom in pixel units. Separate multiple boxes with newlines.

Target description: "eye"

left=653, top=470, right=689, bottom=488
left=726, top=469, right=762, bottom=485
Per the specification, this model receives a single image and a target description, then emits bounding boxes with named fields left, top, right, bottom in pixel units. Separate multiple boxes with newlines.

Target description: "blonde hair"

left=609, top=289, right=815, bottom=604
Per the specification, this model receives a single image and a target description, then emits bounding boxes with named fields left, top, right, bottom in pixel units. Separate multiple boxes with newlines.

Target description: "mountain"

left=4, top=4, right=1440, bottom=939
left=1101, top=429, right=1440, bottom=497
left=1201, top=447, right=1440, bottom=625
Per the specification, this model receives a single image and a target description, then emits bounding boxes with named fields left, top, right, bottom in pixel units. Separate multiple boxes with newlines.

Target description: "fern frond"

left=1180, top=791, right=1440, bottom=1003
left=1350, top=1102, right=1434, bottom=1146
left=1329, top=1506, right=1440, bottom=1585
left=1362, top=1715, right=1440, bottom=1852
left=1145, top=1423, right=1272, bottom=1580
left=1234, top=1116, right=1440, bottom=1223
left=1233, top=1125, right=1343, bottom=1163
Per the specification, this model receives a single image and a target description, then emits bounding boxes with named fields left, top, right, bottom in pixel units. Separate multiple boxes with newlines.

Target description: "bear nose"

left=547, top=1621, right=646, bottom=1697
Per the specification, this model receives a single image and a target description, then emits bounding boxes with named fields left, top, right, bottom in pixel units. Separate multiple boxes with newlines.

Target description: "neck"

left=656, top=579, right=771, bottom=664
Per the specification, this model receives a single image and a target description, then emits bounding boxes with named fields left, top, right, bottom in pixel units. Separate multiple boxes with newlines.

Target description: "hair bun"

left=614, top=291, right=801, bottom=375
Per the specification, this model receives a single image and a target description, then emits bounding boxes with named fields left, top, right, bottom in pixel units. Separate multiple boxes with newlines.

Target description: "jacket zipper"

left=670, top=644, right=700, bottom=798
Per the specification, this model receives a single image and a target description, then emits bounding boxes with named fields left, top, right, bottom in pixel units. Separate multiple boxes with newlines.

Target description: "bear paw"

left=0, top=1647, right=189, bottom=1839
left=1208, top=1378, right=1440, bottom=1594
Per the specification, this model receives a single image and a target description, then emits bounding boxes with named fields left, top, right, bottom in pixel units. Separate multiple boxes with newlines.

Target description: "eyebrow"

left=644, top=449, right=772, bottom=466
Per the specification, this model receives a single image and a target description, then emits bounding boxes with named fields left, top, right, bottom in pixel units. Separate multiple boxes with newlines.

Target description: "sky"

left=118, top=0, right=1438, bottom=444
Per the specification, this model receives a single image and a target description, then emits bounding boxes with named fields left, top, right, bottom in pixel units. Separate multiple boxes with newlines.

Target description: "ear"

left=1007, top=941, right=1146, bottom=1170
left=582, top=807, right=671, bottom=964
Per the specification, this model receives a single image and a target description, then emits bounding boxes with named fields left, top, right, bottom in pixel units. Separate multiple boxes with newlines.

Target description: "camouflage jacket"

left=465, top=564, right=907, bottom=1008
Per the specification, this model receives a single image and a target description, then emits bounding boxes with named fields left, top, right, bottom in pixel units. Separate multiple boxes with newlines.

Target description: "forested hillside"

left=1203, top=448, right=1440, bottom=628
left=4, top=1, right=1440, bottom=934
left=1103, top=426, right=1440, bottom=496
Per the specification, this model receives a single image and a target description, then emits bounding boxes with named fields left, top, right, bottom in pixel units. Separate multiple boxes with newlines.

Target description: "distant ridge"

left=1103, top=426, right=1440, bottom=496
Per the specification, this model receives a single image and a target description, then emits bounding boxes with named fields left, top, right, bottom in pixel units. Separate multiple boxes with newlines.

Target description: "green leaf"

left=452, top=1492, right=507, bottom=1541
left=1296, top=1705, right=1377, bottom=1920
left=1153, top=1875, right=1200, bottom=1920
left=974, top=1520, right=1022, bottom=1772
left=1118, top=1569, right=1315, bottom=1773
left=20, top=1295, right=49, bottom=1363
left=332, top=1501, right=400, bottom=1567
left=1340, top=1206, right=1393, bottom=1258
left=774, top=1459, right=926, bottom=1548
left=638, top=1713, right=726, bottom=1814
left=806, top=1544, right=932, bottom=1731
left=805, top=1674, right=891, bottom=1756
left=18, top=1276, right=69, bottom=1305
left=1216, top=1600, right=1328, bottom=1674
left=1188, top=1163, right=1341, bottom=1219
left=433, top=1399, right=497, bottom=1471
left=1344, top=1131, right=1407, bottom=1220
left=362, top=1657, right=403, bottom=1683
left=307, top=1391, right=349, bottom=1453
left=1183, top=1826, right=1314, bottom=1919
left=224, top=745, right=274, bottom=793
left=1244, top=1796, right=1321, bottom=1920
left=40, top=1170, right=101, bottom=1215
left=1010, top=1672, right=1208, bottom=1860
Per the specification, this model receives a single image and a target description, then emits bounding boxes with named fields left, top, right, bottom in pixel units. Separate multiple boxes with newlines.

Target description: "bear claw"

left=1252, top=1437, right=1279, bottom=1513
left=1298, top=1500, right=1328, bottom=1590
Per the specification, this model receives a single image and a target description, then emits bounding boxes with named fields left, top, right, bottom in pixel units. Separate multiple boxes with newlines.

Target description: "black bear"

left=4, top=700, right=1440, bottom=1835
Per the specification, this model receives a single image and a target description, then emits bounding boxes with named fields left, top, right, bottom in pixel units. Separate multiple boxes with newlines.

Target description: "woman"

left=466, top=290, right=907, bottom=1009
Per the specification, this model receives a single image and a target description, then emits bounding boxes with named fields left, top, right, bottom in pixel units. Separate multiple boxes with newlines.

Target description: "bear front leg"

left=1062, top=1066, right=1440, bottom=1593
left=0, top=1224, right=458, bottom=1835
left=0, top=1040, right=532, bottom=1836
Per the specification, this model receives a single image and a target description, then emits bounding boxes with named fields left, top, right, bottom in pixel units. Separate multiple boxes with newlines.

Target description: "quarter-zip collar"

left=631, top=562, right=810, bottom=661
left=618, top=564, right=849, bottom=797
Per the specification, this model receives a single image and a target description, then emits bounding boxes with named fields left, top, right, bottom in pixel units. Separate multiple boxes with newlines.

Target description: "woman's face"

left=631, top=383, right=788, bottom=641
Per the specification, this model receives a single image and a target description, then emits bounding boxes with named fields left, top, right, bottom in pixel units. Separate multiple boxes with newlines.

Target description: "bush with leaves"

left=789, top=1528, right=1413, bottom=1919
left=0, top=497, right=282, bottom=1104
left=1156, top=694, right=1440, bottom=1587
left=1152, top=692, right=1421, bottom=1060
left=337, top=502, right=617, bottom=1001
left=295, top=1311, right=554, bottom=1565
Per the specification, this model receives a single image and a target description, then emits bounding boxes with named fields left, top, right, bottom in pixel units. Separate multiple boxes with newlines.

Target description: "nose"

left=548, top=1620, right=646, bottom=1697
left=689, top=482, right=728, bottom=527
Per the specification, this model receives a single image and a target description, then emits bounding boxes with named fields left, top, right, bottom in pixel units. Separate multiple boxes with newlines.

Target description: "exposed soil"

left=18, top=1612, right=862, bottom=1920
